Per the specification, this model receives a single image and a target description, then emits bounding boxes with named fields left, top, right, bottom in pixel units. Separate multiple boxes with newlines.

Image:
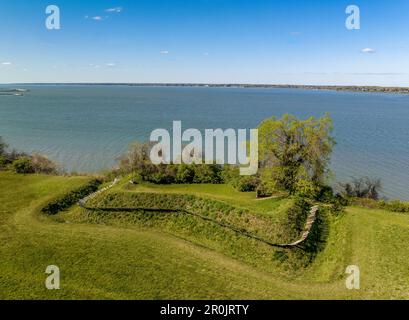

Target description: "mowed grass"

left=2, top=172, right=409, bottom=299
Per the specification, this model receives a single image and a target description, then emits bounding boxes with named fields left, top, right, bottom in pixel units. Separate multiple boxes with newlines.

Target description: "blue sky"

left=1, top=0, right=409, bottom=85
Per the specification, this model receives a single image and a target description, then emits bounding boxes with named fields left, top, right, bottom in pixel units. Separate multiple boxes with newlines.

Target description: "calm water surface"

left=1, top=85, right=408, bottom=199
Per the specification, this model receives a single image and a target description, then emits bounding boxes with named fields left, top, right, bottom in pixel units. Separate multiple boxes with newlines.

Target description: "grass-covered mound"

left=60, top=181, right=330, bottom=277
left=2, top=172, right=409, bottom=299
left=82, top=191, right=308, bottom=245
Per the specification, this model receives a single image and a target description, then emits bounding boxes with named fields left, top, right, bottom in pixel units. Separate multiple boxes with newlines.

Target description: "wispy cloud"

left=361, top=48, right=376, bottom=54
left=160, top=50, right=169, bottom=55
left=2, top=62, right=12, bottom=65
left=105, top=63, right=117, bottom=67
left=92, top=16, right=103, bottom=21
left=105, top=7, right=123, bottom=13
left=290, top=31, right=301, bottom=36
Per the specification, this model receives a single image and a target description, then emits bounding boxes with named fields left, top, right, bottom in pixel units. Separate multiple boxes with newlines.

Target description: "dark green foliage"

left=175, top=164, right=195, bottom=183
left=283, top=197, right=311, bottom=238
left=12, top=157, right=35, bottom=174
left=316, top=185, right=335, bottom=202
left=192, top=164, right=223, bottom=184
left=302, top=207, right=330, bottom=256
left=222, top=165, right=261, bottom=192
left=42, top=179, right=102, bottom=215
left=118, top=141, right=224, bottom=185
left=256, top=184, right=273, bottom=198
left=0, top=155, right=7, bottom=169
left=232, top=176, right=260, bottom=192
left=131, top=163, right=224, bottom=185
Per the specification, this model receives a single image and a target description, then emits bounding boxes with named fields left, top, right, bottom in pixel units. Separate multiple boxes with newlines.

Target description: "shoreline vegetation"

left=7, top=83, right=409, bottom=94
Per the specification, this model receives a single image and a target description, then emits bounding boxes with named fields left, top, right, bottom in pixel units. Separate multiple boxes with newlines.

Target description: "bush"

left=315, top=185, right=335, bottom=203
left=232, top=176, right=260, bottom=192
left=176, top=164, right=195, bottom=183
left=31, top=153, right=60, bottom=175
left=294, top=179, right=320, bottom=199
left=12, top=157, right=34, bottom=174
left=0, top=155, right=8, bottom=169
left=192, top=164, right=223, bottom=184
left=256, top=181, right=275, bottom=198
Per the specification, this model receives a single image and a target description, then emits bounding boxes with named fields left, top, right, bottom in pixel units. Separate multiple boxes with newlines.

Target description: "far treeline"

left=2, top=114, right=408, bottom=211
left=25, top=83, right=409, bottom=94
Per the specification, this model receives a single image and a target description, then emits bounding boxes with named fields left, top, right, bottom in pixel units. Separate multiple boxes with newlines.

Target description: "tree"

left=339, top=177, right=382, bottom=200
left=117, top=141, right=153, bottom=175
left=258, top=114, right=335, bottom=193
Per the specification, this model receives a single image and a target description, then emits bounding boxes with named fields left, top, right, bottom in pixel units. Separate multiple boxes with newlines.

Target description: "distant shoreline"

left=6, top=83, right=409, bottom=94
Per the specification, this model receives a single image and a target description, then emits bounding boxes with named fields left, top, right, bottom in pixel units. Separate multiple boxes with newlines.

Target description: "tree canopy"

left=258, top=113, right=335, bottom=194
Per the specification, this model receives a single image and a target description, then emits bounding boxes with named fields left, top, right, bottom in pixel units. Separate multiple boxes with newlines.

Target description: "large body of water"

left=1, top=85, right=408, bottom=200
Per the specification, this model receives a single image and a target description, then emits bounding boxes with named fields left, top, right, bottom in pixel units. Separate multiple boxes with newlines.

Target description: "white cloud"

left=2, top=62, right=12, bottom=65
left=160, top=50, right=169, bottom=55
left=361, top=48, right=376, bottom=54
left=106, top=7, right=123, bottom=13
left=92, top=16, right=103, bottom=21
left=106, top=63, right=117, bottom=67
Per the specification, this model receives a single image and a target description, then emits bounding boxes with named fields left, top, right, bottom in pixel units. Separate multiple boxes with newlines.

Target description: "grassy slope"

left=1, top=172, right=409, bottom=299
left=122, top=183, right=290, bottom=214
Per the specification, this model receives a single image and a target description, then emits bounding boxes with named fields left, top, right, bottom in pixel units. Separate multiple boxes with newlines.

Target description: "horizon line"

left=3, top=82, right=409, bottom=89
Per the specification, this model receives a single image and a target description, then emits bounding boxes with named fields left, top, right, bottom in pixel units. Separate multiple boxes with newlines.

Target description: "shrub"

left=232, top=176, right=260, bottom=192
left=176, top=164, right=195, bottom=183
left=12, top=157, right=34, bottom=174
left=0, top=155, right=8, bottom=169
left=192, top=164, right=223, bottom=184
left=385, top=200, right=409, bottom=213
left=31, top=153, right=60, bottom=175
left=294, top=179, right=320, bottom=199
left=256, top=181, right=275, bottom=198
left=315, top=185, right=335, bottom=203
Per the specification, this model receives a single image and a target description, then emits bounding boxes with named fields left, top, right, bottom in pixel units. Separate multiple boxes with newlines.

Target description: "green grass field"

left=1, top=172, right=409, bottom=299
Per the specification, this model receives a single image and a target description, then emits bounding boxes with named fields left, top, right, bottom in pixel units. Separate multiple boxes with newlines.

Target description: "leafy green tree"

left=258, top=114, right=335, bottom=194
